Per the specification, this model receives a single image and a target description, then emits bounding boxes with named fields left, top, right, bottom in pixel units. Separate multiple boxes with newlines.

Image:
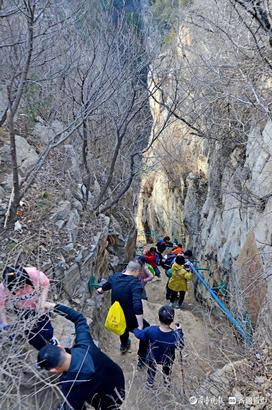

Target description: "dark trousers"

left=28, top=314, right=54, bottom=350
left=90, top=392, right=124, bottom=410
left=154, top=266, right=161, bottom=277
left=90, top=371, right=125, bottom=410
left=166, top=283, right=171, bottom=300
left=147, top=359, right=172, bottom=385
left=120, top=319, right=150, bottom=362
left=156, top=251, right=163, bottom=265
left=16, top=309, right=54, bottom=350
left=169, top=290, right=185, bottom=305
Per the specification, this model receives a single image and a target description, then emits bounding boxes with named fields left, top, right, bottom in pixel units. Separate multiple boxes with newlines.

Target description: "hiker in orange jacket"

left=171, top=244, right=184, bottom=255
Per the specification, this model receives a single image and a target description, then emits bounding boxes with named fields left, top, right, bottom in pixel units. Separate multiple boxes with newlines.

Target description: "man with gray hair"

left=97, top=260, right=150, bottom=369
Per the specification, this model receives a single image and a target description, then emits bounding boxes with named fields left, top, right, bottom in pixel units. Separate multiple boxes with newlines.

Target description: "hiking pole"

left=181, top=367, right=185, bottom=395
left=176, top=321, right=185, bottom=396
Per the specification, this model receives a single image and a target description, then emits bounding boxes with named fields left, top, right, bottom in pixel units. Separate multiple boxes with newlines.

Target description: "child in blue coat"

left=134, top=304, right=184, bottom=388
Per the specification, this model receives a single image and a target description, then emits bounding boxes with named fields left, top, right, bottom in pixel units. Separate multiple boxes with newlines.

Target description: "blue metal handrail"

left=151, top=229, right=161, bottom=240
left=187, top=260, right=252, bottom=345
left=140, top=227, right=252, bottom=345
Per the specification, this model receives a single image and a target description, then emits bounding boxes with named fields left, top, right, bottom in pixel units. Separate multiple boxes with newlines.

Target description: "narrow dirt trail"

left=102, top=249, right=242, bottom=410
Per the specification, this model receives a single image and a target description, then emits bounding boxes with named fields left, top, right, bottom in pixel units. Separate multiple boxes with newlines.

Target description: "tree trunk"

left=7, top=110, right=20, bottom=223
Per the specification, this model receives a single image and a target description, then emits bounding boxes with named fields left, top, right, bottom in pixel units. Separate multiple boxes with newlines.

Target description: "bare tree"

left=0, top=0, right=172, bottom=225
left=0, top=0, right=84, bottom=224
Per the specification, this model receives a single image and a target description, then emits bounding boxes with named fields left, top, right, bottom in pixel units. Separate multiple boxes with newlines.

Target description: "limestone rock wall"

left=137, top=99, right=272, bottom=344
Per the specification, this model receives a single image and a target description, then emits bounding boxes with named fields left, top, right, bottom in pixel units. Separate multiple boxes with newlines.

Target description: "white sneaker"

left=176, top=304, right=183, bottom=309
left=49, top=336, right=59, bottom=346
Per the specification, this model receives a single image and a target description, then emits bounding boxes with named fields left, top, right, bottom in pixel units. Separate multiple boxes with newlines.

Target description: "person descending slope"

left=137, top=256, right=154, bottom=300
left=171, top=243, right=184, bottom=255
left=38, top=303, right=125, bottom=410
left=168, top=255, right=194, bottom=309
left=144, top=247, right=161, bottom=278
left=156, top=236, right=173, bottom=265
left=134, top=304, right=184, bottom=389
left=156, top=236, right=173, bottom=254
left=165, top=250, right=194, bottom=301
left=0, top=266, right=58, bottom=350
left=97, top=260, right=150, bottom=369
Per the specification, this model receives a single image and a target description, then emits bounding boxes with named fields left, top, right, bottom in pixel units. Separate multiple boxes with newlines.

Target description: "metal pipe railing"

left=187, top=260, right=252, bottom=345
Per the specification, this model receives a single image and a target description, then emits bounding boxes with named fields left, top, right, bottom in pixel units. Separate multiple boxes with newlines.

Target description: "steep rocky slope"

left=0, top=124, right=137, bottom=409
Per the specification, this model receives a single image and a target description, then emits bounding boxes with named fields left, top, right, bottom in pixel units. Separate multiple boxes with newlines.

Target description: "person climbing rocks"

left=133, top=304, right=184, bottom=389
left=144, top=247, right=161, bottom=278
left=156, top=236, right=173, bottom=265
left=96, top=260, right=150, bottom=369
left=38, top=302, right=125, bottom=410
left=171, top=243, right=184, bottom=255
left=156, top=236, right=173, bottom=254
left=138, top=256, right=154, bottom=300
left=168, top=255, right=194, bottom=309
left=0, top=266, right=58, bottom=350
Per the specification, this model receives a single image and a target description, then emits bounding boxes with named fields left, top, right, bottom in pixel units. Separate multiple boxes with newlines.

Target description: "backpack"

left=147, top=264, right=155, bottom=277
left=104, top=301, right=126, bottom=335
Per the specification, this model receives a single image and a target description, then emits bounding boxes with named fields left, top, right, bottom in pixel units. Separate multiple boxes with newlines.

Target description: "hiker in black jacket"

left=156, top=236, right=173, bottom=267
left=37, top=303, right=125, bottom=410
left=97, top=260, right=150, bottom=369
left=156, top=236, right=173, bottom=254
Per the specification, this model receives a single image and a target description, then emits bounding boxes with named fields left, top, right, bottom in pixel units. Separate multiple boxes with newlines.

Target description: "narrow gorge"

left=0, top=0, right=271, bottom=409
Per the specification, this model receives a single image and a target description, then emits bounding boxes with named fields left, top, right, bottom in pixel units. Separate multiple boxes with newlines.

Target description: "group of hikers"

left=142, top=237, right=194, bottom=309
left=0, top=235, right=193, bottom=410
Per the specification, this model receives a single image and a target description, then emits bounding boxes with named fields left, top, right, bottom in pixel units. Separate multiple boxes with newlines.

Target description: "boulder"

left=64, top=144, right=82, bottom=184
left=50, top=200, right=71, bottom=221
left=66, top=209, right=80, bottom=243
left=33, top=119, right=64, bottom=146
left=0, top=135, right=39, bottom=182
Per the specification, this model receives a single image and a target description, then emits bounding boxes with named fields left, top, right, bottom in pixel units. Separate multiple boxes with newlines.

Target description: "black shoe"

left=120, top=338, right=131, bottom=354
left=137, top=361, right=145, bottom=370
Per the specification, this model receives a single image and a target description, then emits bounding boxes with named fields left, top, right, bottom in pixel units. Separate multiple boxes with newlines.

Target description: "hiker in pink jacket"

left=0, top=266, right=57, bottom=350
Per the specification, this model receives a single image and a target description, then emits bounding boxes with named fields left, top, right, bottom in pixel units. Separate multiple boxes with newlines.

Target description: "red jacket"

left=144, top=250, right=157, bottom=268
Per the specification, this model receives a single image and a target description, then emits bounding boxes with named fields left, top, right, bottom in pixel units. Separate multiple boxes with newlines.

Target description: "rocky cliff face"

left=0, top=120, right=137, bottom=303
left=137, top=84, right=272, bottom=345
left=0, top=118, right=138, bottom=409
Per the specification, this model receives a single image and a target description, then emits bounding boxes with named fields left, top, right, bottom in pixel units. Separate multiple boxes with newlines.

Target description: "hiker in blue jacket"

left=134, top=304, right=184, bottom=389
left=37, top=303, right=125, bottom=410
left=97, top=260, right=150, bottom=369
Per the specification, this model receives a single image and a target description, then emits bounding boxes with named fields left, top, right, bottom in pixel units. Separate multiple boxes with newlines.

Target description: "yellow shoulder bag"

left=104, top=301, right=126, bottom=335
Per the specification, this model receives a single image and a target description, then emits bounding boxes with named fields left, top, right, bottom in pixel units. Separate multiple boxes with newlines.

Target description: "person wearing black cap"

left=38, top=302, right=125, bottom=410
left=134, top=304, right=184, bottom=389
